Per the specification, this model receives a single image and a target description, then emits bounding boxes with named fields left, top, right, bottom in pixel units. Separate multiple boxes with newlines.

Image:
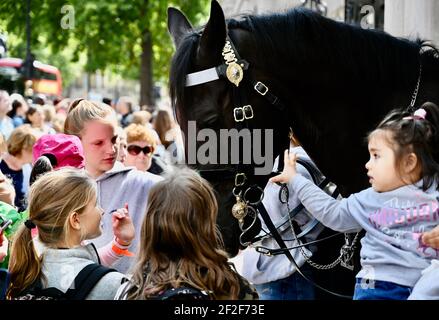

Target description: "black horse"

left=167, top=0, right=439, bottom=297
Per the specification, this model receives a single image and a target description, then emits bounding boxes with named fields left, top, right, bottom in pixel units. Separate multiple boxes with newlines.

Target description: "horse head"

left=168, top=1, right=292, bottom=256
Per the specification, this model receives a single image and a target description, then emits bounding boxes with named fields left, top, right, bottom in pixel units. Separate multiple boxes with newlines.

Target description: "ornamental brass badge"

left=222, top=40, right=243, bottom=87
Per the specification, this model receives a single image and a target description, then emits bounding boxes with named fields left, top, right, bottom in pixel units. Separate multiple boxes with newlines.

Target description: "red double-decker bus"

left=0, top=57, right=62, bottom=97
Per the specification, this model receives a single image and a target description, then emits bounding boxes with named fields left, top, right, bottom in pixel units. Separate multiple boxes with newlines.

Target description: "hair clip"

left=24, top=219, right=36, bottom=230
left=403, top=108, right=426, bottom=120
left=413, top=108, right=427, bottom=119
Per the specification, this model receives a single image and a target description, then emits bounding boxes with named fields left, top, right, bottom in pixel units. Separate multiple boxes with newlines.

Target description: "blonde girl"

left=7, top=168, right=128, bottom=299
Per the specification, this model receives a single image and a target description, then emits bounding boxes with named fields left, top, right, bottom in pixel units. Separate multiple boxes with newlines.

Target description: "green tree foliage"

left=0, top=0, right=209, bottom=103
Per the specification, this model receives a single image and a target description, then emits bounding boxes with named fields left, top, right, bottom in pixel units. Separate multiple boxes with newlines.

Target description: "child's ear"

left=68, top=212, right=81, bottom=231
left=404, top=152, right=419, bottom=174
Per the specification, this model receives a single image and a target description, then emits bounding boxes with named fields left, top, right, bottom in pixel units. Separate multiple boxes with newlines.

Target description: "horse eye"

left=198, top=114, right=220, bottom=129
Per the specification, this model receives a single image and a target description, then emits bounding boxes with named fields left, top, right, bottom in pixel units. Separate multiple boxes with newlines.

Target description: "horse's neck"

left=268, top=73, right=373, bottom=195
left=239, top=30, right=426, bottom=195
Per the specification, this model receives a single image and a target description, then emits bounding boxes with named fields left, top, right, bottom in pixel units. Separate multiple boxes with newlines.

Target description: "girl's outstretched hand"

left=112, top=203, right=135, bottom=246
left=269, top=150, right=299, bottom=184
left=422, top=225, right=439, bottom=249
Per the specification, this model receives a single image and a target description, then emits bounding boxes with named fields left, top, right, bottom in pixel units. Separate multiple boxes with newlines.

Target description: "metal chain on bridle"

left=406, top=44, right=433, bottom=113
left=280, top=184, right=360, bottom=270
left=232, top=183, right=264, bottom=246
left=407, top=62, right=422, bottom=113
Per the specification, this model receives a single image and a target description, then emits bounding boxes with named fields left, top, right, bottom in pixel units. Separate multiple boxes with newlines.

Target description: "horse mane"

left=228, top=8, right=425, bottom=91
left=170, top=32, right=200, bottom=131
left=170, top=8, right=439, bottom=128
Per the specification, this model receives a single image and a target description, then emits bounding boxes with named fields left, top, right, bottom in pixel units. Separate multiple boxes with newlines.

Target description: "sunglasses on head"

left=127, top=145, right=154, bottom=156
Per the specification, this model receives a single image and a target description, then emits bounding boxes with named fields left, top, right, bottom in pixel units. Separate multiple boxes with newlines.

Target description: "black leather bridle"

left=184, top=33, right=358, bottom=299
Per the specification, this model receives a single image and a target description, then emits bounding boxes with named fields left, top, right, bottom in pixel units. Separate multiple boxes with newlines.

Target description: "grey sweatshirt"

left=291, top=175, right=439, bottom=287
left=40, top=243, right=126, bottom=300
left=93, top=162, right=163, bottom=273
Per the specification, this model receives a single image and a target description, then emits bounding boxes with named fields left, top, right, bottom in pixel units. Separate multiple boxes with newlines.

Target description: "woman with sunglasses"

left=124, top=124, right=156, bottom=172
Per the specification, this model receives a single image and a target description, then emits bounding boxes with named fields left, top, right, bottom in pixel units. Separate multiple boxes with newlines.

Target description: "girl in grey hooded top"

left=64, top=99, right=163, bottom=274
left=271, top=103, right=439, bottom=300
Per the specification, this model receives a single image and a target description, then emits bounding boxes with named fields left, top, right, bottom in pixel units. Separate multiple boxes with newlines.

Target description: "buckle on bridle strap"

left=255, top=246, right=272, bottom=256
left=233, top=105, right=254, bottom=122
left=243, top=105, right=254, bottom=119
left=233, top=107, right=245, bottom=122
left=235, top=173, right=247, bottom=187
left=254, top=81, right=268, bottom=96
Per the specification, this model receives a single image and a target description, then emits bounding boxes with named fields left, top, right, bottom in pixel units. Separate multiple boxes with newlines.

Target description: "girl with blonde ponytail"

left=7, top=168, right=128, bottom=299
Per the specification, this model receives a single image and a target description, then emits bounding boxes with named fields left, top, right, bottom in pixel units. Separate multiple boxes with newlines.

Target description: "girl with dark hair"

left=271, top=102, right=439, bottom=300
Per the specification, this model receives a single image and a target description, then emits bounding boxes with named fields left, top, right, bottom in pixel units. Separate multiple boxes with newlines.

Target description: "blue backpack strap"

left=65, top=263, right=116, bottom=300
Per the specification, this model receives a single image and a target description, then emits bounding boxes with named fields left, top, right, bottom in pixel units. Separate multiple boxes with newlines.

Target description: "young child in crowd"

left=116, top=168, right=258, bottom=300
left=0, top=172, right=26, bottom=270
left=270, top=102, right=439, bottom=300
left=7, top=168, right=131, bottom=299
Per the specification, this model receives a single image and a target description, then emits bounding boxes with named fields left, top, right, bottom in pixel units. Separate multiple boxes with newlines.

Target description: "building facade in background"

left=218, top=0, right=438, bottom=45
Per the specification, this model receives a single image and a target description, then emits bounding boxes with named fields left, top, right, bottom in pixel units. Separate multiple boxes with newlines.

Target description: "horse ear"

left=197, top=0, right=227, bottom=63
left=167, top=7, right=193, bottom=48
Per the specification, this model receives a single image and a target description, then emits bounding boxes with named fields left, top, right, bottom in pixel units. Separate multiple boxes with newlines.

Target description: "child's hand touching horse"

left=269, top=150, right=299, bottom=184
left=112, top=203, right=135, bottom=246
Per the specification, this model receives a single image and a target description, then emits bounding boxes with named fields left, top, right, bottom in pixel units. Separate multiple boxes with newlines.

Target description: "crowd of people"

left=1, top=88, right=439, bottom=300
left=0, top=91, right=260, bottom=300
